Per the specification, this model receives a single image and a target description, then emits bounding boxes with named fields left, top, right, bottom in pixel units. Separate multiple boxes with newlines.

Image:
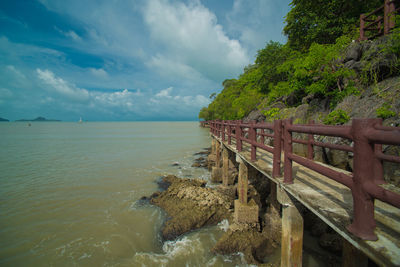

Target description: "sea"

left=0, top=121, right=254, bottom=267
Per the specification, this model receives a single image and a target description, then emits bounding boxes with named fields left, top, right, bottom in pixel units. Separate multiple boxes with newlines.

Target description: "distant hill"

left=16, top=116, right=61, bottom=122
left=0, top=117, right=9, bottom=122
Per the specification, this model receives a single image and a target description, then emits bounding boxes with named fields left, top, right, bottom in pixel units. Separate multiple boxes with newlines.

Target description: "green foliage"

left=198, top=1, right=397, bottom=121
left=376, top=103, right=396, bottom=119
left=323, top=109, right=350, bottom=125
left=262, top=108, right=281, bottom=121
left=284, top=0, right=382, bottom=51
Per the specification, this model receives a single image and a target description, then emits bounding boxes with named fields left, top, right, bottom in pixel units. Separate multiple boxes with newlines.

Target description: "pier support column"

left=278, top=185, right=303, bottom=267
left=342, top=240, right=368, bottom=267
left=234, top=156, right=258, bottom=224
left=222, top=146, right=229, bottom=186
left=215, top=140, right=221, bottom=168
left=208, top=139, right=217, bottom=171
left=211, top=140, right=223, bottom=183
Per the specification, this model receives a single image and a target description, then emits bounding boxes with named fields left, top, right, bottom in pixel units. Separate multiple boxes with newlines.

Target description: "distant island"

left=0, top=117, right=9, bottom=122
left=16, top=116, right=61, bottom=122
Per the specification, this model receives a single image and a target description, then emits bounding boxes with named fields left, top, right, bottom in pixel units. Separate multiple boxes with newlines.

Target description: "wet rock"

left=171, top=162, right=180, bottom=166
left=212, top=223, right=278, bottom=265
left=149, top=175, right=234, bottom=241
left=191, top=162, right=201, bottom=168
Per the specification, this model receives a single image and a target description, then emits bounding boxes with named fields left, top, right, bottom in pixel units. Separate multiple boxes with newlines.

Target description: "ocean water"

left=0, top=121, right=254, bottom=267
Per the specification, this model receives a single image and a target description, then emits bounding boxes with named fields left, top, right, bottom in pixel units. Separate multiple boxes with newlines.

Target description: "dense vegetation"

left=199, top=0, right=398, bottom=122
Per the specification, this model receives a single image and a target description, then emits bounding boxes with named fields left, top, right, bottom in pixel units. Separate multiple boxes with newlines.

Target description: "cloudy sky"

left=0, top=0, right=291, bottom=121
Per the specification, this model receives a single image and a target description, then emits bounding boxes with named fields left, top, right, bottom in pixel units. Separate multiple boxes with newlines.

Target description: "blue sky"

left=0, top=0, right=291, bottom=121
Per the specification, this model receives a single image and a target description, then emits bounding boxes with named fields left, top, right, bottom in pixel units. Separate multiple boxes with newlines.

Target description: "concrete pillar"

left=342, top=240, right=368, bottom=267
left=234, top=156, right=258, bottom=224
left=278, top=185, right=303, bottom=267
left=222, top=146, right=229, bottom=186
left=238, top=160, right=248, bottom=204
left=215, top=140, right=221, bottom=168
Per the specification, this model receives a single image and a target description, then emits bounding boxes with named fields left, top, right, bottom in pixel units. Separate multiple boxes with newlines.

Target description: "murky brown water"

left=0, top=122, right=255, bottom=266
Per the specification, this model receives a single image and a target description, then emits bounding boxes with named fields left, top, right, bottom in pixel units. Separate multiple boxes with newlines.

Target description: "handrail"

left=359, top=0, right=398, bottom=40
left=206, top=118, right=400, bottom=241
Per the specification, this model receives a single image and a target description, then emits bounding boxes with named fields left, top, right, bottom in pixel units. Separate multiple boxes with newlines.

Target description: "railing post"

left=260, top=127, right=265, bottom=145
left=250, top=120, right=257, bottom=161
left=222, top=121, right=225, bottom=142
left=384, top=0, right=390, bottom=34
left=373, top=119, right=385, bottom=185
left=389, top=0, right=396, bottom=30
left=378, top=16, right=383, bottom=35
left=307, top=120, right=314, bottom=160
left=360, top=14, right=367, bottom=40
left=228, top=124, right=232, bottom=145
left=283, top=118, right=293, bottom=184
left=347, top=119, right=379, bottom=241
left=273, top=120, right=283, bottom=178
left=236, top=120, right=242, bottom=152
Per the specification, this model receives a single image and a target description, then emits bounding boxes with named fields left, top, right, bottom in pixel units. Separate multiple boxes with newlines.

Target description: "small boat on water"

left=78, top=117, right=83, bottom=123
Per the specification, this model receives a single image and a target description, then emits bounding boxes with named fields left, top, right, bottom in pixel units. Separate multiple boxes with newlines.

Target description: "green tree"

left=284, top=0, right=382, bottom=51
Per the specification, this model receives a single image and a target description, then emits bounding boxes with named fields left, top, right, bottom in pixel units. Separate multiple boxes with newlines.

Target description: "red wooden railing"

left=208, top=118, right=400, bottom=241
left=360, top=0, right=399, bottom=40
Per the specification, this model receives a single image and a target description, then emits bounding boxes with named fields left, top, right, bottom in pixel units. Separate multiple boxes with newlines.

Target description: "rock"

left=171, top=162, right=180, bottom=166
left=191, top=162, right=201, bottom=168
left=344, top=60, right=363, bottom=71
left=149, top=175, right=233, bottom=241
left=195, top=157, right=205, bottom=162
left=212, top=223, right=279, bottom=265
left=343, top=42, right=362, bottom=62
left=243, top=109, right=266, bottom=123
left=194, top=151, right=209, bottom=156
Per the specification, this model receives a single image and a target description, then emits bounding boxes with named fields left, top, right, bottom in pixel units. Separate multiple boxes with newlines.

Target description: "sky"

left=0, top=0, right=291, bottom=121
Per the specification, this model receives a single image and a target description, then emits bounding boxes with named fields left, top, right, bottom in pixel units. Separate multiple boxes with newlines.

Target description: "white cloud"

left=37, top=69, right=90, bottom=102
left=65, top=30, right=82, bottom=41
left=55, top=27, right=82, bottom=41
left=89, top=67, right=108, bottom=78
left=155, top=87, right=173, bottom=98
left=226, top=0, right=290, bottom=57
left=6, top=65, right=26, bottom=79
left=93, top=88, right=140, bottom=110
left=143, top=0, right=250, bottom=81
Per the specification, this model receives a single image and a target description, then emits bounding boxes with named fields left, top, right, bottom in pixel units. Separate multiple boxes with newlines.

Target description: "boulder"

left=149, top=175, right=234, bottom=240
left=343, top=42, right=362, bottom=62
left=243, top=109, right=266, bottom=123
left=212, top=223, right=279, bottom=265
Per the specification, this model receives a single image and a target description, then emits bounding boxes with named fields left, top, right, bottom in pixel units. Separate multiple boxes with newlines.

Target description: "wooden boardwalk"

left=214, top=136, right=400, bottom=266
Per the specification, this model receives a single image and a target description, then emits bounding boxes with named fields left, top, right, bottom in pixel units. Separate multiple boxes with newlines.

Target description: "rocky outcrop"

left=212, top=223, right=279, bottom=265
left=243, top=109, right=266, bottom=123
left=149, top=175, right=235, bottom=240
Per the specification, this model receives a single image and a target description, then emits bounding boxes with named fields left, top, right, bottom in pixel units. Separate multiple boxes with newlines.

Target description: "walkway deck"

left=214, top=136, right=400, bottom=266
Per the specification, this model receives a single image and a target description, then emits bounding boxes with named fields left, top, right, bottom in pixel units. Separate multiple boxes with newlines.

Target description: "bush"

left=262, top=108, right=281, bottom=121
left=376, top=103, right=396, bottom=119
left=323, top=109, right=350, bottom=125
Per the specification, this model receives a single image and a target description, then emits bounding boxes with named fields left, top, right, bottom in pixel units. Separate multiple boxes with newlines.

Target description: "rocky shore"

left=142, top=147, right=342, bottom=265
